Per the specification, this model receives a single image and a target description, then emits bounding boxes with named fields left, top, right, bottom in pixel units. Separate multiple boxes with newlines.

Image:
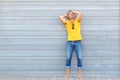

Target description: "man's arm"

left=72, top=11, right=82, bottom=22
left=59, top=14, right=67, bottom=25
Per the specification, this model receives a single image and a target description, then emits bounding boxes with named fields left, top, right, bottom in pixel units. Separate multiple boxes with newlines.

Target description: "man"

left=59, top=10, right=83, bottom=79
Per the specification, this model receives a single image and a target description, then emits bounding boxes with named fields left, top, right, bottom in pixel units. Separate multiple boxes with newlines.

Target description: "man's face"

left=68, top=11, right=74, bottom=19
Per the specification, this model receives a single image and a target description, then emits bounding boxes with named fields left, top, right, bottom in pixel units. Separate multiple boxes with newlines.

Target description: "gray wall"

left=0, top=0, right=120, bottom=78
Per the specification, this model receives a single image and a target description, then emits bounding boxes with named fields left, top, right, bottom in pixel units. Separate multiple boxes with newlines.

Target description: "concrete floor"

left=0, top=74, right=120, bottom=80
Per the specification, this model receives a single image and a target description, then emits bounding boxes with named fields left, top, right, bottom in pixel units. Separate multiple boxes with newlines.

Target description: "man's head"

left=67, top=10, right=75, bottom=19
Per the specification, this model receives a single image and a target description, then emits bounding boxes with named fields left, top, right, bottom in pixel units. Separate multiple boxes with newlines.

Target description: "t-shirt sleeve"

left=65, top=20, right=68, bottom=26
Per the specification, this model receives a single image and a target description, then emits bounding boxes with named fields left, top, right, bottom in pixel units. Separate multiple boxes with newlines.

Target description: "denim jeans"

left=66, top=40, right=82, bottom=70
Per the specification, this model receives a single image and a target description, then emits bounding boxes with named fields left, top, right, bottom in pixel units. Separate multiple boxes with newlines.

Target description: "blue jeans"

left=66, top=40, right=82, bottom=70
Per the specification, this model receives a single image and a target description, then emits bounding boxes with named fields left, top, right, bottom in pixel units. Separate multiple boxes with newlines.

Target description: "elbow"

left=59, top=16, right=62, bottom=19
left=78, top=12, right=82, bottom=15
left=79, top=12, right=82, bottom=15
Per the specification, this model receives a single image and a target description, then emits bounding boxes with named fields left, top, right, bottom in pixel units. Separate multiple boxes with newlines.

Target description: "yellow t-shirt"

left=65, top=18, right=83, bottom=41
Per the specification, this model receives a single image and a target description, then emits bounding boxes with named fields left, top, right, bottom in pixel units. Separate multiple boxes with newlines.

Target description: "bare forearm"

left=59, top=14, right=67, bottom=19
left=72, top=10, right=82, bottom=22
left=72, top=10, right=81, bottom=15
left=59, top=14, right=67, bottom=25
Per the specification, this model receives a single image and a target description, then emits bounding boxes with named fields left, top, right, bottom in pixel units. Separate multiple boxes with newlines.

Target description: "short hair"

left=67, top=10, right=73, bottom=17
left=67, top=10, right=74, bottom=19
